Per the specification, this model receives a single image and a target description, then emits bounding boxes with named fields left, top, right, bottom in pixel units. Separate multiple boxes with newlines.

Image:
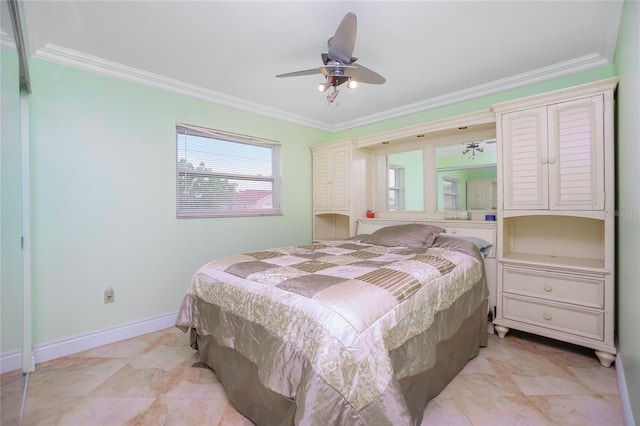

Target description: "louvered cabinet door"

left=313, top=149, right=331, bottom=210
left=502, top=107, right=548, bottom=210
left=312, top=144, right=350, bottom=211
left=548, top=96, right=605, bottom=210
left=328, top=145, right=350, bottom=210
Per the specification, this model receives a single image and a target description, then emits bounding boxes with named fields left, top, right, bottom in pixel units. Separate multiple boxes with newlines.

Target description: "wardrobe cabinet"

left=313, top=143, right=350, bottom=211
left=467, top=178, right=496, bottom=210
left=501, top=95, right=605, bottom=211
left=312, top=140, right=367, bottom=241
left=492, top=78, right=617, bottom=367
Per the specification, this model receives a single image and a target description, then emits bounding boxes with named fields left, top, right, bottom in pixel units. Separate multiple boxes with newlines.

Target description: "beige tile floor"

left=1, top=327, right=623, bottom=425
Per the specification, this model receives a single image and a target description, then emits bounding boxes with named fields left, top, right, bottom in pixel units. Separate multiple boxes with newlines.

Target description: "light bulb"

left=318, top=82, right=331, bottom=93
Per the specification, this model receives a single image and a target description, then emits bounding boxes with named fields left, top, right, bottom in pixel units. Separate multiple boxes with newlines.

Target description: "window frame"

left=442, top=176, right=459, bottom=211
left=388, top=164, right=405, bottom=211
left=176, top=123, right=282, bottom=218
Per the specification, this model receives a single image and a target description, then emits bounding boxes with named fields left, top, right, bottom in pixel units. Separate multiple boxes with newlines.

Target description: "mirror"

left=436, top=139, right=497, bottom=211
left=387, top=150, right=423, bottom=211
left=375, top=130, right=497, bottom=214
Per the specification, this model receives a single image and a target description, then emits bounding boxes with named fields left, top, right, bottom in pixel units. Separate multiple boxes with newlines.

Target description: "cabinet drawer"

left=502, top=268, right=603, bottom=308
left=502, top=295, right=604, bottom=340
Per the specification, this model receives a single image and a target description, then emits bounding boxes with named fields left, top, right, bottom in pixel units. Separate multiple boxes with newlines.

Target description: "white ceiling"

left=21, top=1, right=624, bottom=131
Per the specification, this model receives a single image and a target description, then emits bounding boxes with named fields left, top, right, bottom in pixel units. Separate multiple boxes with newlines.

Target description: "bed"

left=176, top=223, right=490, bottom=425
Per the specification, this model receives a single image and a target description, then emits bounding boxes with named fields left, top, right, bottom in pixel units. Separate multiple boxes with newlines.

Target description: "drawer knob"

left=544, top=284, right=553, bottom=292
left=543, top=313, right=552, bottom=321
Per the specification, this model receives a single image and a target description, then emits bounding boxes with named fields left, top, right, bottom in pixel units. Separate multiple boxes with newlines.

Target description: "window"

left=388, top=165, right=405, bottom=210
left=385, top=149, right=423, bottom=212
left=442, top=176, right=459, bottom=210
left=176, top=124, right=281, bottom=217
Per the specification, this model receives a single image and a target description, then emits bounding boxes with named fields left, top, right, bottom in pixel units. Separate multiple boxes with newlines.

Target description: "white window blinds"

left=176, top=124, right=282, bottom=218
left=442, top=177, right=459, bottom=210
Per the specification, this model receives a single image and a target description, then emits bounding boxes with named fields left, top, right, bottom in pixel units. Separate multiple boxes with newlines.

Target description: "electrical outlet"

left=104, top=287, right=115, bottom=304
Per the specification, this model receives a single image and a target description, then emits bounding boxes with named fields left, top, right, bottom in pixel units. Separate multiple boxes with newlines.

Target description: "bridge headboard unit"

left=356, top=218, right=497, bottom=258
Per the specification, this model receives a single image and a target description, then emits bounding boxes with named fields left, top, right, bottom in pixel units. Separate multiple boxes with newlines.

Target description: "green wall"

left=613, top=1, right=640, bottom=423
left=26, top=59, right=327, bottom=346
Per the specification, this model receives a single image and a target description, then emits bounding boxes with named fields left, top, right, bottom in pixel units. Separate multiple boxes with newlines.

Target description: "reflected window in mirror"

left=388, top=164, right=404, bottom=210
left=387, top=150, right=423, bottom=211
left=436, top=139, right=497, bottom=211
left=442, top=177, right=459, bottom=210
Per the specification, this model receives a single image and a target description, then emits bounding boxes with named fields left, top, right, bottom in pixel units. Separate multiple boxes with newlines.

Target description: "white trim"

left=337, top=54, right=610, bottom=131
left=615, top=352, right=636, bottom=426
left=1, top=350, right=22, bottom=374
left=355, top=109, right=495, bottom=148
left=0, top=312, right=178, bottom=373
left=491, top=76, right=619, bottom=113
left=34, top=44, right=329, bottom=131
left=0, top=31, right=16, bottom=50
left=34, top=44, right=611, bottom=133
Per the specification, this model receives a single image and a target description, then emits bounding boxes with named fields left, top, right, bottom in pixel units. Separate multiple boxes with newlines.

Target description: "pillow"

left=360, top=224, right=445, bottom=248
left=439, top=235, right=493, bottom=256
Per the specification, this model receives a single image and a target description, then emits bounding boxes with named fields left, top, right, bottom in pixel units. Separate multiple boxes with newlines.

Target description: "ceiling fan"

left=462, top=141, right=486, bottom=159
left=276, top=12, right=386, bottom=104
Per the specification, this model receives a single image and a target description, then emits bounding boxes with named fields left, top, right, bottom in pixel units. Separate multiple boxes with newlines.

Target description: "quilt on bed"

left=177, top=239, right=486, bottom=412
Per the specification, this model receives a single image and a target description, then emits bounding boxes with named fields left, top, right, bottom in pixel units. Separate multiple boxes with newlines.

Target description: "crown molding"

left=1, top=29, right=16, bottom=50
left=34, top=44, right=610, bottom=133
left=333, top=53, right=611, bottom=132
left=34, top=44, right=331, bottom=131
left=491, top=76, right=619, bottom=113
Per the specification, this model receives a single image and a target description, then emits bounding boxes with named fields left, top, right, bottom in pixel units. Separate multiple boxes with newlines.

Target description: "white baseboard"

left=1, top=349, right=22, bottom=374
left=1, top=312, right=178, bottom=374
left=615, top=352, right=636, bottom=426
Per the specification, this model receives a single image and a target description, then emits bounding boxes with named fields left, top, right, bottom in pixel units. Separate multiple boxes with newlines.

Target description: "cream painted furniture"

left=312, top=140, right=367, bottom=241
left=492, top=78, right=617, bottom=367
left=466, top=178, right=497, bottom=210
left=356, top=218, right=498, bottom=317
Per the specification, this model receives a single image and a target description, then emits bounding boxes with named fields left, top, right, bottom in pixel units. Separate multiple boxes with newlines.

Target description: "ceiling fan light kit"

left=462, top=142, right=485, bottom=159
left=276, top=12, right=385, bottom=105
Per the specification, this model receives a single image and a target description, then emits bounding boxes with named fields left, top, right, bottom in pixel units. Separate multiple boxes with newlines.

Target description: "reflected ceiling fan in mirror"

left=463, top=142, right=484, bottom=158
left=276, top=12, right=386, bottom=104
left=462, top=139, right=496, bottom=160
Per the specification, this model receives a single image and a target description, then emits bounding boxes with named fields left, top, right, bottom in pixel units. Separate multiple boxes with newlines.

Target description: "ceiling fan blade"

left=328, top=12, right=356, bottom=64
left=349, top=64, right=386, bottom=84
left=276, top=68, right=322, bottom=78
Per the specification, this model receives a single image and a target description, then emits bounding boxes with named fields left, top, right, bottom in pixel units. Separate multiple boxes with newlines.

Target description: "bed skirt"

left=187, top=289, right=488, bottom=426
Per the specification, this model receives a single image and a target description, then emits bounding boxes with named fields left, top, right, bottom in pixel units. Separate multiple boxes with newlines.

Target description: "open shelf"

left=501, top=252, right=607, bottom=274
left=313, top=213, right=350, bottom=241
left=501, top=215, right=605, bottom=272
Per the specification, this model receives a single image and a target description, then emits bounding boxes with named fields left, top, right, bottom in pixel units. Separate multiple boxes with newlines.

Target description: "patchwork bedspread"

left=177, top=239, right=485, bottom=413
